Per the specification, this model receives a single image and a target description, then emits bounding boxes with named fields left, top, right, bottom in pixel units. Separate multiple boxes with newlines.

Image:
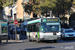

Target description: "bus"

left=27, top=17, right=61, bottom=43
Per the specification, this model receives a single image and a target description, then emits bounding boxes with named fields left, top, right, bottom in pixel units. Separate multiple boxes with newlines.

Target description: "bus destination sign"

left=42, top=18, right=59, bottom=22
left=47, top=19, right=59, bottom=21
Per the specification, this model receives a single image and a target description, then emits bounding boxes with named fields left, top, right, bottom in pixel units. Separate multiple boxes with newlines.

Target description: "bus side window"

left=30, top=24, right=38, bottom=32
left=31, top=25, right=37, bottom=32
left=31, top=25, right=33, bottom=32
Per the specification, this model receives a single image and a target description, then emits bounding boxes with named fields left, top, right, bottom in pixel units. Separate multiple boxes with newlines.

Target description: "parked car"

left=61, top=29, right=75, bottom=40
left=10, top=27, right=21, bottom=34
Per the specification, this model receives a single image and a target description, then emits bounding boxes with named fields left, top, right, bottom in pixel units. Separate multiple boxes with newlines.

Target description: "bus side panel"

left=27, top=32, right=30, bottom=37
left=27, top=32, right=40, bottom=40
left=37, top=32, right=40, bottom=38
left=29, top=32, right=37, bottom=39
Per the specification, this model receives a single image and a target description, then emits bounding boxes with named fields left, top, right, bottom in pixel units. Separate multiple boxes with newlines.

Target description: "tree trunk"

left=0, top=7, right=2, bottom=20
left=46, top=8, right=47, bottom=17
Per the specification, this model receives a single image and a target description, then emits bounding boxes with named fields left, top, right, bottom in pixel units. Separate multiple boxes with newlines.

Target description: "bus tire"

left=54, top=40, right=57, bottom=43
left=36, top=37, right=40, bottom=43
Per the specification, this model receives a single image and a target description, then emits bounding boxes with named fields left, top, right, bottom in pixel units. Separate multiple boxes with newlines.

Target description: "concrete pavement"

left=0, top=40, right=28, bottom=43
left=0, top=40, right=75, bottom=50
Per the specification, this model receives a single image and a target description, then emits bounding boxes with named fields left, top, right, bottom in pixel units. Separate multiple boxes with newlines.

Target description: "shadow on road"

left=32, top=39, right=75, bottom=43
left=24, top=46, right=55, bottom=50
left=58, top=39, right=75, bottom=43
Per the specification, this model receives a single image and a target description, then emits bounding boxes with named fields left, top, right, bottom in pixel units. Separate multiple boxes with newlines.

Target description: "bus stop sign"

left=14, top=20, right=18, bottom=25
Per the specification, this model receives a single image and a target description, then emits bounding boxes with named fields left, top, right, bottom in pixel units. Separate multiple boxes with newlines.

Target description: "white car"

left=61, top=29, right=75, bottom=40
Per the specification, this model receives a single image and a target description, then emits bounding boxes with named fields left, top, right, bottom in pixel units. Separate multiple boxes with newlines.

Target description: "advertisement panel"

left=1, top=22, right=8, bottom=35
left=0, top=20, right=8, bottom=40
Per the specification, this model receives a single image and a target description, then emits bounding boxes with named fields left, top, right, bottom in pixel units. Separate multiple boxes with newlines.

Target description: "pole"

left=0, top=21, right=1, bottom=43
left=7, top=18, right=8, bottom=42
left=14, top=14, right=17, bottom=41
left=50, top=11, right=52, bottom=17
left=15, top=25, right=17, bottom=40
left=0, top=36, right=1, bottom=43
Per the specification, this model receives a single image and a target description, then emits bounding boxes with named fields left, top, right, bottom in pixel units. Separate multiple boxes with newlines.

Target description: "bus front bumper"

left=40, top=35, right=61, bottom=40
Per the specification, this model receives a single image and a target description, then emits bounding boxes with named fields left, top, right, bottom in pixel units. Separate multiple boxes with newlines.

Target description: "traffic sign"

left=14, top=20, right=18, bottom=25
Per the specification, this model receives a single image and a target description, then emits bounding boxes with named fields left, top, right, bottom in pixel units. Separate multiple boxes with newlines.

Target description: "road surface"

left=0, top=39, right=75, bottom=50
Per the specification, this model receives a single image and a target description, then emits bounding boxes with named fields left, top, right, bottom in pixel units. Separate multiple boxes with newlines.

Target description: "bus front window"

left=41, top=23, right=59, bottom=32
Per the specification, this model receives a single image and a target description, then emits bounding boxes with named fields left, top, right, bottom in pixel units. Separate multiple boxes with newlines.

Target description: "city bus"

left=27, top=17, right=61, bottom=43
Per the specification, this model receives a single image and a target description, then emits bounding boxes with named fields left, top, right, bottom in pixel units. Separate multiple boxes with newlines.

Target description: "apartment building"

left=16, top=0, right=24, bottom=19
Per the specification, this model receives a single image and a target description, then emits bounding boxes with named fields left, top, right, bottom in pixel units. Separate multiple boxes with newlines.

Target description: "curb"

left=1, top=40, right=24, bottom=43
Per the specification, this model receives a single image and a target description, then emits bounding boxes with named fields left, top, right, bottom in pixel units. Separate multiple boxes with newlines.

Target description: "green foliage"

left=72, top=0, right=75, bottom=4
left=25, top=0, right=41, bottom=14
left=25, top=4, right=33, bottom=14
left=54, top=0, right=72, bottom=16
left=60, top=16, right=67, bottom=23
left=0, top=0, right=17, bottom=7
left=25, top=0, right=72, bottom=17
left=39, top=0, right=57, bottom=15
left=40, top=0, right=57, bottom=8
left=0, top=0, right=3, bottom=7
left=2, top=0, right=13, bottom=7
left=60, top=16, right=67, bottom=20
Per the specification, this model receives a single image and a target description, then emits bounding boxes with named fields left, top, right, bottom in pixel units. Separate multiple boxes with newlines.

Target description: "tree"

left=0, top=0, right=17, bottom=20
left=0, top=0, right=3, bottom=20
left=60, top=16, right=67, bottom=23
left=24, top=0, right=44, bottom=18
left=24, top=0, right=72, bottom=18
left=39, top=0, right=57, bottom=17
left=72, top=0, right=75, bottom=4
left=2, top=0, right=13, bottom=7
left=54, top=0, right=72, bottom=17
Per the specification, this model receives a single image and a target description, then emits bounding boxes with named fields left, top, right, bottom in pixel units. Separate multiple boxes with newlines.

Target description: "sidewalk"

left=1, top=40, right=25, bottom=43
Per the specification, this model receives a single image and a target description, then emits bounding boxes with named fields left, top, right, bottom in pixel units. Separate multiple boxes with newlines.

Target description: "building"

left=2, top=6, right=12, bottom=20
left=16, top=0, right=24, bottom=20
left=11, top=5, right=17, bottom=20
left=11, top=0, right=25, bottom=20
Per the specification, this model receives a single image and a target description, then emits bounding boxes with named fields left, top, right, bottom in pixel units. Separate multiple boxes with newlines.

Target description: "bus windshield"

left=41, top=23, right=60, bottom=32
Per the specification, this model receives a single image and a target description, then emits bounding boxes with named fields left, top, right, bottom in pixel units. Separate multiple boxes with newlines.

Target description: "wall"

left=16, top=0, right=23, bottom=19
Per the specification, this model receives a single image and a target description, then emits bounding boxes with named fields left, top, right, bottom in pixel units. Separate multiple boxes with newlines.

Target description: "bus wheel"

left=54, top=40, right=57, bottom=43
left=36, top=37, right=40, bottom=43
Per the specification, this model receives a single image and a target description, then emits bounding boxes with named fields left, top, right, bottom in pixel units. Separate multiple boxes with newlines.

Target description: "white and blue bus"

left=27, top=17, right=61, bottom=43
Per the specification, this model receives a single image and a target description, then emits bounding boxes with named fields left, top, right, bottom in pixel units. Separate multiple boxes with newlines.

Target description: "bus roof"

left=27, top=19, right=41, bottom=24
left=27, top=17, right=60, bottom=24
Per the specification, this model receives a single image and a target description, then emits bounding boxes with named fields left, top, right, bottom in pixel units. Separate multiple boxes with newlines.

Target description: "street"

left=0, top=39, right=75, bottom=50
left=1, top=0, right=75, bottom=50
